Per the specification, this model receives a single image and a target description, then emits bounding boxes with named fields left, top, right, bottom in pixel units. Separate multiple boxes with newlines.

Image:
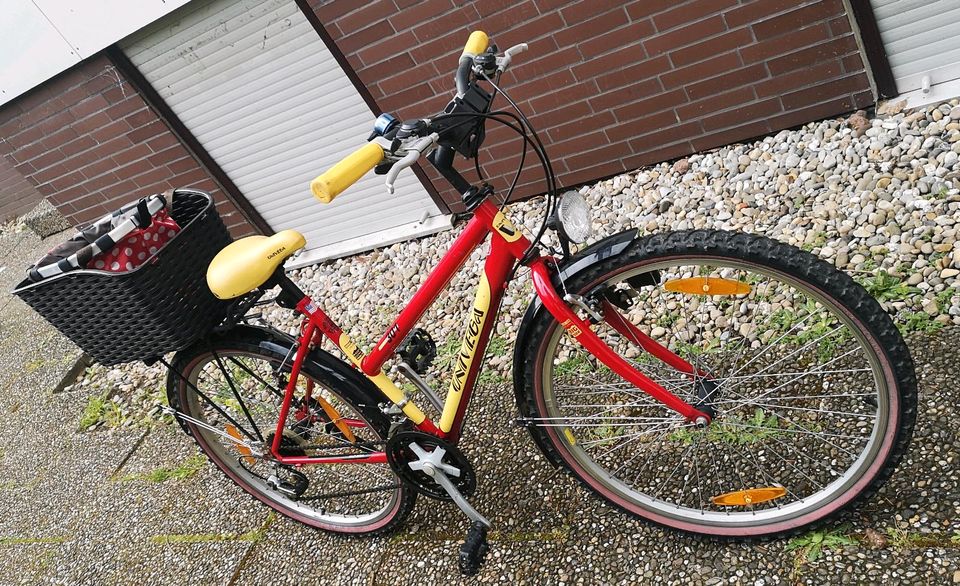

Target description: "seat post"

left=267, top=267, right=307, bottom=309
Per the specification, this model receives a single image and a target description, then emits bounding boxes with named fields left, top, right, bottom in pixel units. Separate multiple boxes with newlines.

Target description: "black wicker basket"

left=13, top=189, right=233, bottom=365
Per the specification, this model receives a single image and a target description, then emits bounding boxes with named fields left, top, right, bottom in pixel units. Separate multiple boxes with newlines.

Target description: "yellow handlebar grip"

left=462, top=31, right=489, bottom=57
left=311, top=142, right=384, bottom=203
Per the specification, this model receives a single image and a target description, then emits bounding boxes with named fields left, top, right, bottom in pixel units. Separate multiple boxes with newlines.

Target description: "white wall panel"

left=122, top=0, right=445, bottom=256
left=870, top=0, right=960, bottom=93
left=0, top=0, right=191, bottom=106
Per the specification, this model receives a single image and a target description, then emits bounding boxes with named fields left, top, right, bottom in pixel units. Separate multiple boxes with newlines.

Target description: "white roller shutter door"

left=121, top=0, right=449, bottom=264
left=870, top=0, right=960, bottom=94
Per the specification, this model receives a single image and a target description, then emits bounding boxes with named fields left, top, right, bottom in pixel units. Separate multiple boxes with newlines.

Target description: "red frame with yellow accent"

left=265, top=199, right=711, bottom=466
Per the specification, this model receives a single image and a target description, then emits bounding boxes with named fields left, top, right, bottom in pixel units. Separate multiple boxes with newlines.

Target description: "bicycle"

left=161, top=31, right=916, bottom=575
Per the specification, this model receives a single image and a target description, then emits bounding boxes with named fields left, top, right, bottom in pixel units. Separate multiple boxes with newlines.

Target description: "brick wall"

left=0, top=55, right=255, bottom=237
left=310, top=0, right=873, bottom=211
left=0, top=155, right=44, bottom=223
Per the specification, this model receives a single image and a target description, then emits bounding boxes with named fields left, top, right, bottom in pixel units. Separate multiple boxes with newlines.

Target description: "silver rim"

left=539, top=258, right=893, bottom=528
left=181, top=349, right=402, bottom=529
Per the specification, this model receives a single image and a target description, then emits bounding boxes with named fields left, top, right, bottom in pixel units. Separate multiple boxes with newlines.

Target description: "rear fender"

left=167, top=325, right=387, bottom=436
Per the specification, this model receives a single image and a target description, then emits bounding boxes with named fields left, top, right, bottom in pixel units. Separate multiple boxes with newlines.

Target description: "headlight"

left=557, top=190, right=592, bottom=244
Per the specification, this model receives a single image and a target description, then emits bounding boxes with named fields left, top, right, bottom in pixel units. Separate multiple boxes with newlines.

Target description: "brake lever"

left=385, top=133, right=440, bottom=194
left=497, top=43, right=529, bottom=74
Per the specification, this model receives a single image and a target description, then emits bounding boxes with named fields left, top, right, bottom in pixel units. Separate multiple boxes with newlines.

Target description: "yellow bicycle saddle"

left=206, top=229, right=306, bottom=299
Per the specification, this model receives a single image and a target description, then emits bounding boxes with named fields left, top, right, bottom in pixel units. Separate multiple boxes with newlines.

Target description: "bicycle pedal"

left=458, top=520, right=490, bottom=576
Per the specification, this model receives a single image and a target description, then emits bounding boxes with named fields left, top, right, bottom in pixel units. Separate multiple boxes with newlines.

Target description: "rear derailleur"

left=385, top=428, right=491, bottom=576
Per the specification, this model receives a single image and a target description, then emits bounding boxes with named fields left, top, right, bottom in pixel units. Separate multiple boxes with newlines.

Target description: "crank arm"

left=530, top=259, right=712, bottom=424
left=430, top=468, right=491, bottom=528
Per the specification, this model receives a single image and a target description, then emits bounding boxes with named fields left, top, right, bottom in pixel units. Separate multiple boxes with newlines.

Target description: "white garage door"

left=870, top=0, right=960, bottom=94
left=121, top=0, right=449, bottom=265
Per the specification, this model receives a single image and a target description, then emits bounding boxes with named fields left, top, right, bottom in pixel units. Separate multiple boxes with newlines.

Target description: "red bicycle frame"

left=267, top=199, right=711, bottom=466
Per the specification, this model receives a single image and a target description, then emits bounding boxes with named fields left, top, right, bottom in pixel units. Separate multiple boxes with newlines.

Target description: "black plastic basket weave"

left=13, top=189, right=233, bottom=365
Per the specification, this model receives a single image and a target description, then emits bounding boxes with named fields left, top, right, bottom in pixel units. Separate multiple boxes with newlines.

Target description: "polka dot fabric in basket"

left=88, top=209, right=180, bottom=272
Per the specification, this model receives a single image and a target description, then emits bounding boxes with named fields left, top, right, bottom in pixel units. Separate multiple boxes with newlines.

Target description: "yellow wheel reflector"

left=563, top=428, right=577, bottom=445
left=664, top=277, right=752, bottom=296
left=317, top=396, right=357, bottom=444
left=711, top=487, right=787, bottom=506
left=225, top=424, right=256, bottom=465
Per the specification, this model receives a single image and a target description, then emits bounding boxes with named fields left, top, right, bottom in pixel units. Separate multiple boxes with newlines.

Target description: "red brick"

left=723, top=0, right=797, bottom=28
left=560, top=0, right=626, bottom=25
left=654, top=0, right=736, bottom=32
left=127, top=120, right=168, bottom=144
left=627, top=120, right=702, bottom=154
left=827, top=14, right=853, bottom=37
left=389, top=0, right=453, bottom=32
left=669, top=27, right=753, bottom=67
left=357, top=31, right=417, bottom=67
left=604, top=109, right=676, bottom=143
left=841, top=53, right=865, bottom=74
left=756, top=60, right=842, bottom=97
left=608, top=88, right=685, bottom=122
left=479, top=2, right=542, bottom=40
left=766, top=96, right=856, bottom=130
left=625, top=0, right=679, bottom=21
left=59, top=135, right=96, bottom=158
left=309, top=0, right=362, bottom=23
left=740, top=23, right=830, bottom=63
left=564, top=142, right=627, bottom=172
left=338, top=20, right=395, bottom=55
left=547, top=110, right=615, bottom=142
left=499, top=69, right=576, bottom=106
left=661, top=52, right=741, bottom=89
left=336, top=0, right=398, bottom=35
left=572, top=43, right=648, bottom=81
left=767, top=36, right=857, bottom=75
left=111, top=143, right=153, bottom=167
left=780, top=73, right=868, bottom=109
left=475, top=0, right=523, bottom=17
left=68, top=94, right=110, bottom=120
left=588, top=77, right=663, bottom=113
left=377, top=62, right=440, bottom=94
left=578, top=19, right=655, bottom=59
left=506, top=46, right=579, bottom=83
left=527, top=80, right=597, bottom=114
left=412, top=4, right=481, bottom=42
left=357, top=53, right=416, bottom=83
left=700, top=97, right=782, bottom=131
left=677, top=86, right=755, bottom=119
left=752, top=0, right=844, bottom=40
left=684, top=64, right=766, bottom=101
left=40, top=126, right=80, bottom=151
left=555, top=7, right=628, bottom=46
left=644, top=15, right=726, bottom=57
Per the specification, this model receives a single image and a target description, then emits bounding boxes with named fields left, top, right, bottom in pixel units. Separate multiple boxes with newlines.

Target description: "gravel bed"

left=63, top=99, right=960, bottom=583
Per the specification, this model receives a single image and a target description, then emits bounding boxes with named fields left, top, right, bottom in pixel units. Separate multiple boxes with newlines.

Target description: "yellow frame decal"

left=330, top=272, right=497, bottom=433
left=439, top=274, right=492, bottom=432
left=336, top=332, right=427, bottom=425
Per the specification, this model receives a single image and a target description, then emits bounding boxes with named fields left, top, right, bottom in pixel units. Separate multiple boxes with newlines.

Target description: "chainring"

left=385, top=430, right=476, bottom=501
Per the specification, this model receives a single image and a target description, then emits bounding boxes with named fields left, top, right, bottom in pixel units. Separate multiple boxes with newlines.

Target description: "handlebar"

left=311, top=30, right=521, bottom=204
left=311, top=141, right=384, bottom=203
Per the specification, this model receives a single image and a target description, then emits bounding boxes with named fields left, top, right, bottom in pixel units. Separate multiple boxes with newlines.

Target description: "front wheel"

left=166, top=326, right=416, bottom=535
left=519, top=230, right=916, bottom=537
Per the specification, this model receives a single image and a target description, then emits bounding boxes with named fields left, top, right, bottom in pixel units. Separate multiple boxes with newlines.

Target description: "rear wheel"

left=167, top=326, right=415, bottom=535
left=520, top=230, right=916, bottom=537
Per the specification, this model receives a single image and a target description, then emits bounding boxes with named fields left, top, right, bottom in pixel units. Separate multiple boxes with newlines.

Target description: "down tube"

left=441, top=234, right=515, bottom=443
